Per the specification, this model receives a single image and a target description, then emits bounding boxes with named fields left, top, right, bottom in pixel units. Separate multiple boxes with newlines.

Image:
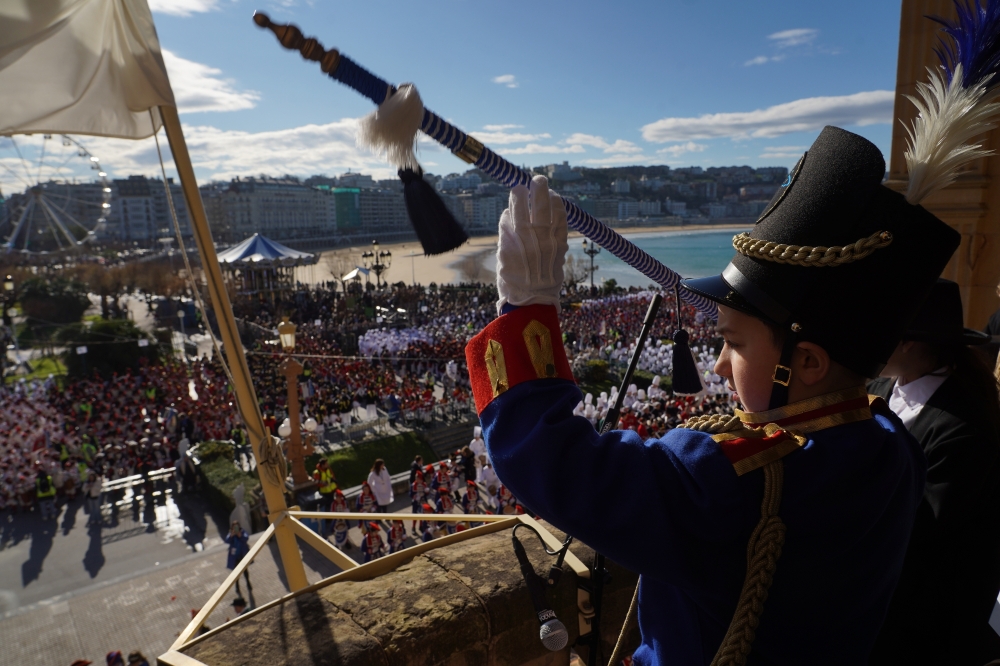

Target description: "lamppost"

left=176, top=308, right=187, bottom=363
left=3, top=275, right=14, bottom=328
left=2, top=275, right=14, bottom=376
left=361, top=240, right=391, bottom=289
left=277, top=318, right=312, bottom=488
left=582, top=239, right=601, bottom=293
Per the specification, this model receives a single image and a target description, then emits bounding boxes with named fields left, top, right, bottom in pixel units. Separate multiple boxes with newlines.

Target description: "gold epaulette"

left=681, top=413, right=807, bottom=476
left=679, top=413, right=745, bottom=435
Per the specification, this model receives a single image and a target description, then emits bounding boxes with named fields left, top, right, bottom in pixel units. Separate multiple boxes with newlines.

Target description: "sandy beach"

left=295, top=223, right=749, bottom=287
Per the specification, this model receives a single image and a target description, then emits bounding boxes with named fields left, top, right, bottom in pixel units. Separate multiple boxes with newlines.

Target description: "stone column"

left=886, top=0, right=1000, bottom=328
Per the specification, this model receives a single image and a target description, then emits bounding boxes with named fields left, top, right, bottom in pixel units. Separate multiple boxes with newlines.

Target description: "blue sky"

left=3, top=0, right=909, bottom=191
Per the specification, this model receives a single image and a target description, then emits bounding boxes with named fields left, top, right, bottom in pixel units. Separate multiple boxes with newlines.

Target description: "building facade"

left=107, top=175, right=191, bottom=245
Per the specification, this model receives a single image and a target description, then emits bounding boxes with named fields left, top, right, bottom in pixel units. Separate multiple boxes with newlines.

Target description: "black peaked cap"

left=682, top=126, right=960, bottom=378
left=903, top=279, right=990, bottom=346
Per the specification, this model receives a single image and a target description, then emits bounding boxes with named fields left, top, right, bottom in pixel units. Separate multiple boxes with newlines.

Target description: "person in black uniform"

left=983, top=280, right=1000, bottom=367
left=869, top=279, right=1000, bottom=666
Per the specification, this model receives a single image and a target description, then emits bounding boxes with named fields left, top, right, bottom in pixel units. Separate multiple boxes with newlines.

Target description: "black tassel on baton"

left=398, top=167, right=469, bottom=255
left=670, top=285, right=704, bottom=396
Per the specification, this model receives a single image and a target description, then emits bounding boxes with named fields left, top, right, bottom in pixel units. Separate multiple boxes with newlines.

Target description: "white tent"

left=341, top=266, right=370, bottom=281
left=217, top=233, right=317, bottom=267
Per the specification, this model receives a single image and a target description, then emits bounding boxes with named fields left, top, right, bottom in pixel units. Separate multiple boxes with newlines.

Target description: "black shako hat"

left=682, top=126, right=960, bottom=378
left=903, top=278, right=990, bottom=346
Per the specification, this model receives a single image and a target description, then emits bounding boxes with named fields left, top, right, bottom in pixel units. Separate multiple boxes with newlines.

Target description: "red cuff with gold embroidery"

left=465, top=304, right=575, bottom=414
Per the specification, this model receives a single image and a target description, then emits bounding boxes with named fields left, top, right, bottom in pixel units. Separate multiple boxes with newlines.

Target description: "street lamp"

left=276, top=318, right=311, bottom=489
left=278, top=318, right=296, bottom=351
left=176, top=308, right=187, bottom=363
left=582, top=239, right=601, bottom=293
left=3, top=275, right=14, bottom=328
left=361, top=240, right=391, bottom=289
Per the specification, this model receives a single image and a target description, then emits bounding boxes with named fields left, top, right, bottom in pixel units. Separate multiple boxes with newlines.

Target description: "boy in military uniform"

left=466, top=128, right=960, bottom=664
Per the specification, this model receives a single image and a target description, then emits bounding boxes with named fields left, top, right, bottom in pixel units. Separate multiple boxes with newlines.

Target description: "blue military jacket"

left=465, top=305, right=926, bottom=665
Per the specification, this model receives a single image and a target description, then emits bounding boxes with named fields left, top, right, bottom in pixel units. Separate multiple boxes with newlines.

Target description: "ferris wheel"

left=0, top=134, right=112, bottom=253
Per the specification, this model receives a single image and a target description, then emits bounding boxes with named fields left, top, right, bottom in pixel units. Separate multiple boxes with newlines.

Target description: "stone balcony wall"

left=177, top=523, right=639, bottom=666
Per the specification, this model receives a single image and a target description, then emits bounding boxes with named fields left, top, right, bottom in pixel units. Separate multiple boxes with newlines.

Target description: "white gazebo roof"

left=217, top=233, right=317, bottom=268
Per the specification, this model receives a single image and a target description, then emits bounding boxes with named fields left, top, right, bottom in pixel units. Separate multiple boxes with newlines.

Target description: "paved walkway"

left=0, top=492, right=432, bottom=665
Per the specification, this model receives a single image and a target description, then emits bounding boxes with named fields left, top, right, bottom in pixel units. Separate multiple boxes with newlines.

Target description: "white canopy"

left=0, top=0, right=174, bottom=139
left=341, top=266, right=370, bottom=281
left=217, top=233, right=317, bottom=268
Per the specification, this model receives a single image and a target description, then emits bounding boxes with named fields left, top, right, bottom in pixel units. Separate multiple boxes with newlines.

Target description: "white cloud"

left=656, top=142, right=707, bottom=157
left=744, top=54, right=785, bottom=66
left=148, top=0, right=219, bottom=17
left=641, top=90, right=894, bottom=142
left=482, top=124, right=524, bottom=131
left=581, top=154, right=652, bottom=166
left=768, top=28, right=818, bottom=48
left=61, top=119, right=403, bottom=185
left=469, top=130, right=551, bottom=145
left=759, top=145, right=808, bottom=159
left=492, top=74, right=519, bottom=88
left=565, top=133, right=643, bottom=154
left=162, top=50, right=260, bottom=113
left=504, top=144, right=586, bottom=155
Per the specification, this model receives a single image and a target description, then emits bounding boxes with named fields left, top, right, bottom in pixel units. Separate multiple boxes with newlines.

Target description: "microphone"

left=512, top=534, right=569, bottom=651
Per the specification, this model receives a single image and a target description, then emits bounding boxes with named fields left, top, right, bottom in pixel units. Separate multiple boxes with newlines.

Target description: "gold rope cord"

left=682, top=413, right=743, bottom=433
left=710, top=460, right=786, bottom=666
left=732, top=230, right=892, bottom=267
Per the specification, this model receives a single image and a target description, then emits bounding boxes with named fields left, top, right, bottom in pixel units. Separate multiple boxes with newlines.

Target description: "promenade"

left=0, top=491, right=417, bottom=665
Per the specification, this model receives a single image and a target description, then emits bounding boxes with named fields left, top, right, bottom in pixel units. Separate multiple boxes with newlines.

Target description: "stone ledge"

left=177, top=522, right=639, bottom=666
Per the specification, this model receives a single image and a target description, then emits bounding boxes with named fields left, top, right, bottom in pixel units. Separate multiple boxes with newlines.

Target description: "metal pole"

left=158, top=105, right=308, bottom=591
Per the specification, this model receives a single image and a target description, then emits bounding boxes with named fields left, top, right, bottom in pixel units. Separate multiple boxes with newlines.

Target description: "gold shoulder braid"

left=680, top=413, right=743, bottom=434
left=677, top=412, right=787, bottom=666
left=732, top=229, right=892, bottom=267
left=710, top=460, right=785, bottom=666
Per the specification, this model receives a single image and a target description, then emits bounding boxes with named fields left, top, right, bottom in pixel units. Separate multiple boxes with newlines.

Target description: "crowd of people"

left=0, top=281, right=734, bottom=522
left=0, top=356, right=239, bottom=518
left=312, top=428, right=521, bottom=563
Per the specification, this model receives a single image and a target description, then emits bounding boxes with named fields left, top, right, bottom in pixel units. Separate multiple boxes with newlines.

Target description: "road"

left=0, top=484, right=228, bottom=614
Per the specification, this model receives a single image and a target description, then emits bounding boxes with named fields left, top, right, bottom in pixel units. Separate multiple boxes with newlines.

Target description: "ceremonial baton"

left=252, top=12, right=717, bottom=317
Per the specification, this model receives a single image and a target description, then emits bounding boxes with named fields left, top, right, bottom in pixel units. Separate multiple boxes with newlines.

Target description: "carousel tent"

left=217, top=233, right=317, bottom=297
left=217, top=233, right=317, bottom=267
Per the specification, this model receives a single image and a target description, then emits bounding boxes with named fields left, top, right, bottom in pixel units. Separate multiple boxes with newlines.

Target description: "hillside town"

left=1, top=162, right=788, bottom=251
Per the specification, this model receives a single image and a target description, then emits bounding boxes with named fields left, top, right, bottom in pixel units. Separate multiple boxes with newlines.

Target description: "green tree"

left=19, top=276, right=90, bottom=343
left=58, top=318, right=160, bottom=379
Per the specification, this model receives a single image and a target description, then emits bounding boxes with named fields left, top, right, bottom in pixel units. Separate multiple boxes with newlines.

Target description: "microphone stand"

left=590, top=293, right=661, bottom=665
left=598, top=294, right=662, bottom=435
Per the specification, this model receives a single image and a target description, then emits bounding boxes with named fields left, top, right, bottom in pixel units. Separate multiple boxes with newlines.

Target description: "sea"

left=566, top=228, right=750, bottom=289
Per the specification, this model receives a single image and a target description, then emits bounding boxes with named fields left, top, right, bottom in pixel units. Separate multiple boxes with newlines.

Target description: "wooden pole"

left=158, top=105, right=308, bottom=591
left=280, top=355, right=310, bottom=486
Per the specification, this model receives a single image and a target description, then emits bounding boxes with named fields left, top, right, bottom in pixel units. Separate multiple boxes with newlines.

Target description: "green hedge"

left=198, top=456, right=258, bottom=520
left=197, top=431, right=435, bottom=529
left=196, top=440, right=234, bottom=464
left=306, top=431, right=435, bottom=490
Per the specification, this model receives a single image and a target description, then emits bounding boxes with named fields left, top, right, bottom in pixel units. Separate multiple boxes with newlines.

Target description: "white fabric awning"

left=217, top=233, right=317, bottom=267
left=0, top=0, right=175, bottom=139
left=342, top=267, right=370, bottom=281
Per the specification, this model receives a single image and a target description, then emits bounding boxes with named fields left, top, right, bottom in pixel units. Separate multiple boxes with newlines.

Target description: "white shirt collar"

left=888, top=368, right=949, bottom=429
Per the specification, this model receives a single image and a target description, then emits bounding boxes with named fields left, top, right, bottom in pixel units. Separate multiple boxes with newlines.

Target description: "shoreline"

left=297, top=224, right=748, bottom=287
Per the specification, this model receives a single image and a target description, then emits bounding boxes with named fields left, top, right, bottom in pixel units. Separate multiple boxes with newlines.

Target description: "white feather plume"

left=356, top=83, right=424, bottom=170
left=904, top=63, right=1000, bottom=204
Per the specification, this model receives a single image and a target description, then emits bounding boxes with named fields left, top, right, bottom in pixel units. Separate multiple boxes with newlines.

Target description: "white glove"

left=496, top=175, right=569, bottom=315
